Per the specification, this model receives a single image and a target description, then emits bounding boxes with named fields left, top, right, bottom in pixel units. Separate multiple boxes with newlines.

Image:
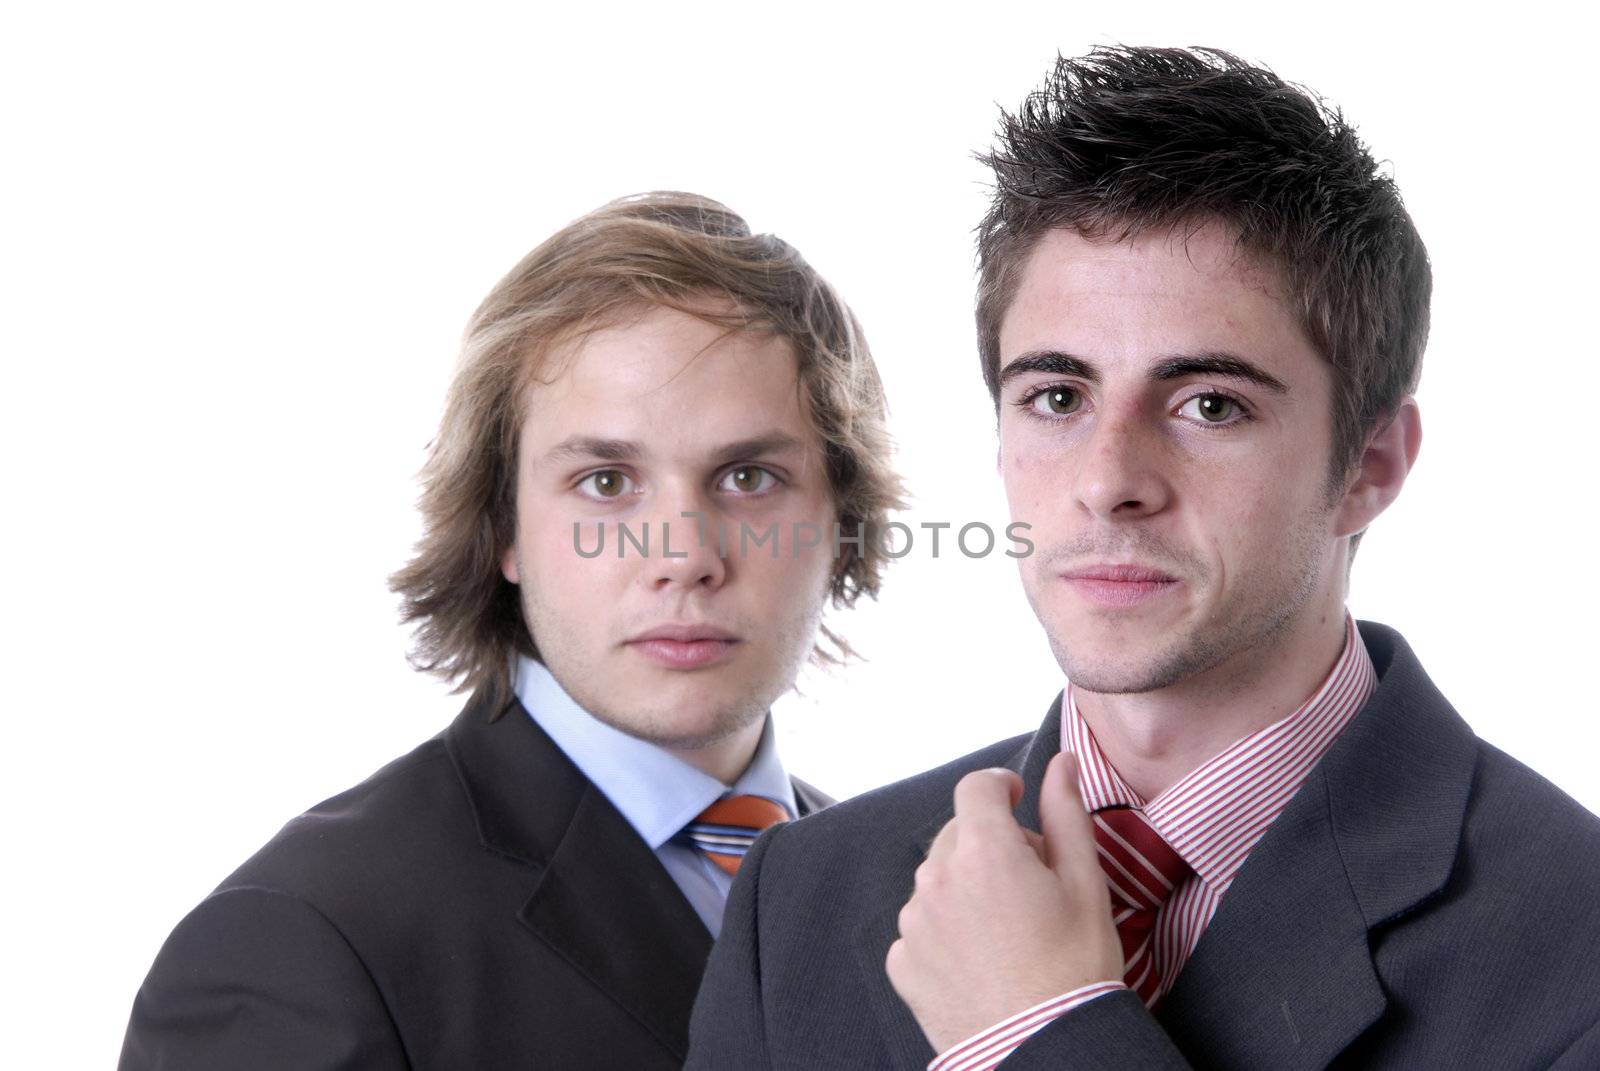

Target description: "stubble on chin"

left=592, top=682, right=770, bottom=753
left=1048, top=619, right=1268, bottom=696
left=541, top=642, right=775, bottom=753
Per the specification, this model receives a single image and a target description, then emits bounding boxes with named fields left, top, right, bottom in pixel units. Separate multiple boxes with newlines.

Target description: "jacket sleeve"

left=998, top=989, right=1193, bottom=1070
left=684, top=826, right=780, bottom=1070
left=119, top=885, right=409, bottom=1071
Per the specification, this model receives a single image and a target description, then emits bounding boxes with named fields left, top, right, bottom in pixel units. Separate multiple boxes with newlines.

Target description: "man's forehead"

left=999, top=224, right=1307, bottom=362
left=530, top=308, right=794, bottom=395
left=516, top=308, right=819, bottom=460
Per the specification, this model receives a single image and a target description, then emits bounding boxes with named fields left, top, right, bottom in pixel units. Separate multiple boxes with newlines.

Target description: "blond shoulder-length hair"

left=390, top=192, right=905, bottom=714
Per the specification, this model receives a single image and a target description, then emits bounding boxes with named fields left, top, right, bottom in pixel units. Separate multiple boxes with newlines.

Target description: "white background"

left=5, top=2, right=1597, bottom=1065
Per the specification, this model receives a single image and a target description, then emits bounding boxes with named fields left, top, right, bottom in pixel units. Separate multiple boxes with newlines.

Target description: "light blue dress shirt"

left=512, top=656, right=797, bottom=937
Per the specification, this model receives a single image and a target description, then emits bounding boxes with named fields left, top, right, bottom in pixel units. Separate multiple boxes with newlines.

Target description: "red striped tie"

left=1092, top=805, right=1193, bottom=1007
left=683, top=795, right=790, bottom=876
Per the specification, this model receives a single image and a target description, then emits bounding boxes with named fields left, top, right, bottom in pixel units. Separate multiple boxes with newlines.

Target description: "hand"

left=885, top=752, right=1123, bottom=1056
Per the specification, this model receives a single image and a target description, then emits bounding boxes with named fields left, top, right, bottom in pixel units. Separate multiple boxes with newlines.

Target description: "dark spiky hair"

left=975, top=45, right=1431, bottom=481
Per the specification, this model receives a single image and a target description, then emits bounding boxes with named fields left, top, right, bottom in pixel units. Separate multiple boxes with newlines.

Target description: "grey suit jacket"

left=121, top=692, right=830, bottom=1070
left=686, top=622, right=1600, bottom=1068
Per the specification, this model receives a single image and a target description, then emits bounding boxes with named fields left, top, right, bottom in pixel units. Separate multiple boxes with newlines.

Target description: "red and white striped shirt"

left=929, top=615, right=1377, bottom=1071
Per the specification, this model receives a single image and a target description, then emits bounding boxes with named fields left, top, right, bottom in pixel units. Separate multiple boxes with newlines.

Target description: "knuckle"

left=959, top=768, right=1005, bottom=793
left=896, top=895, right=932, bottom=942
left=885, top=937, right=906, bottom=977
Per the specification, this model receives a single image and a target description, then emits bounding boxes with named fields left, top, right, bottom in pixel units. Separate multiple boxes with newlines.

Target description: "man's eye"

left=1178, top=393, right=1244, bottom=423
left=719, top=466, right=777, bottom=494
left=578, top=470, right=636, bottom=499
left=1031, top=387, right=1083, bottom=416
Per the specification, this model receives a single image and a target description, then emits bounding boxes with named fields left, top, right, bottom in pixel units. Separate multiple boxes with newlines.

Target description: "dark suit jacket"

left=686, top=622, right=1600, bottom=1069
left=120, top=692, right=830, bottom=1070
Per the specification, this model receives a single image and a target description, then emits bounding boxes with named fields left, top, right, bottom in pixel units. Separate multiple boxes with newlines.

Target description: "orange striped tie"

left=1092, top=805, right=1193, bottom=1007
left=684, top=795, right=790, bottom=876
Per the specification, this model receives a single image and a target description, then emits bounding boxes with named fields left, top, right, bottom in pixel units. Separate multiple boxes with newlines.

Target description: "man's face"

left=502, top=304, right=837, bottom=755
left=998, top=224, right=1356, bottom=695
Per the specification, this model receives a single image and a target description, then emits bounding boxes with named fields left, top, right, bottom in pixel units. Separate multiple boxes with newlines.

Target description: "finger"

left=951, top=768, right=1024, bottom=823
left=1039, top=751, right=1099, bottom=878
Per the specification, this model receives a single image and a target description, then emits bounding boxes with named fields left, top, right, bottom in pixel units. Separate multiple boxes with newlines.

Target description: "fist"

left=885, top=754, right=1123, bottom=1055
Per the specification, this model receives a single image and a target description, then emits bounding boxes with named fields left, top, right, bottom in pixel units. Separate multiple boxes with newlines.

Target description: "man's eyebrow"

left=998, top=350, right=1101, bottom=388
left=707, top=433, right=806, bottom=468
left=1150, top=352, right=1288, bottom=394
left=544, top=436, right=640, bottom=463
left=542, top=434, right=807, bottom=467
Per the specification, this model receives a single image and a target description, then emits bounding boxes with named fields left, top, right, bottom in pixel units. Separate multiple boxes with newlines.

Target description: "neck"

left=666, top=718, right=765, bottom=786
left=1074, top=599, right=1350, bottom=803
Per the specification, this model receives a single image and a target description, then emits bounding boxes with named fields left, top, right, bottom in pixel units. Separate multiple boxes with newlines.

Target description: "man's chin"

left=1048, top=633, right=1197, bottom=696
left=589, top=694, right=766, bottom=753
left=1060, top=668, right=1172, bottom=696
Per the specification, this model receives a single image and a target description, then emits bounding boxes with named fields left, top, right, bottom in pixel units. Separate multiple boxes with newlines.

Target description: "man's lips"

left=1060, top=564, right=1180, bottom=608
left=624, top=625, right=741, bottom=669
left=1061, top=564, right=1177, bottom=583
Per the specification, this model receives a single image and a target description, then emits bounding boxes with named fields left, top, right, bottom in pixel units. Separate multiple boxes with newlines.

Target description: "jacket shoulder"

left=761, top=731, right=1034, bottom=869
left=217, top=732, right=483, bottom=913
left=1463, top=739, right=1600, bottom=877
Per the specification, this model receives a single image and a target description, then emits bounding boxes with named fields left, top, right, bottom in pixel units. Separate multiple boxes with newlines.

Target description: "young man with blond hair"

left=120, top=193, right=902, bottom=1069
left=687, top=48, right=1600, bottom=1069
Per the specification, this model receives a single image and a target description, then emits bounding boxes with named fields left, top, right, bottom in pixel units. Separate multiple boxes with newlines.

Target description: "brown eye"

left=580, top=470, right=633, bottom=499
left=1032, top=387, right=1082, bottom=416
left=720, top=466, right=776, bottom=494
left=1182, top=394, right=1240, bottom=423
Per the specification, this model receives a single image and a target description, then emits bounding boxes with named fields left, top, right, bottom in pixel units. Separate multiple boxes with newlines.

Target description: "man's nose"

left=639, top=486, right=728, bottom=592
left=1069, top=407, right=1173, bottom=522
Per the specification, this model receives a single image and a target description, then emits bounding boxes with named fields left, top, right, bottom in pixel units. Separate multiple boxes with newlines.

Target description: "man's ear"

left=1334, top=396, right=1422, bottom=538
left=500, top=544, right=520, bottom=585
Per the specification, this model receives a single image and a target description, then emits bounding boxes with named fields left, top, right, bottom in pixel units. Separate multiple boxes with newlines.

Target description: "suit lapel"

left=1153, top=621, right=1477, bottom=1068
left=1011, top=693, right=1064, bottom=833
left=446, top=694, right=712, bottom=1062
left=1153, top=778, right=1386, bottom=1068
left=791, top=775, right=834, bottom=817
left=851, top=816, right=944, bottom=1071
left=851, top=701, right=1060, bottom=1071
left=519, top=782, right=713, bottom=1060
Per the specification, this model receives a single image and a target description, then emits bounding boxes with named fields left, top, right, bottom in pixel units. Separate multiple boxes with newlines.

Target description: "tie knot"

left=684, top=795, right=790, bottom=876
left=1092, top=805, right=1192, bottom=912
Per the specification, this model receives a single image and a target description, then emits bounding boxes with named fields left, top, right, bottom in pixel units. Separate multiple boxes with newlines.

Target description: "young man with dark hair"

left=119, top=193, right=903, bottom=1069
left=686, top=49, right=1600, bottom=1069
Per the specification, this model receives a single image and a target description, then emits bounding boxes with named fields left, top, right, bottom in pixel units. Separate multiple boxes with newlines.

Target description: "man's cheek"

left=557, top=517, right=605, bottom=558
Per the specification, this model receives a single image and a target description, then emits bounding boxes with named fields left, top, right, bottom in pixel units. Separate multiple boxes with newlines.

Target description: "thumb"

left=1039, top=751, right=1097, bottom=879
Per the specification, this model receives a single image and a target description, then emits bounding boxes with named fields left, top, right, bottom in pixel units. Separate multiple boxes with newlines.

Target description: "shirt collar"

left=513, top=656, right=796, bottom=850
left=1061, top=613, right=1377, bottom=891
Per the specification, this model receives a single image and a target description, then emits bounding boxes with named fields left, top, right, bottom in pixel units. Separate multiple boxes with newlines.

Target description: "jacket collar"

left=1317, top=622, right=1477, bottom=926
left=443, top=692, right=713, bottom=1061
left=1154, top=621, right=1477, bottom=1067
